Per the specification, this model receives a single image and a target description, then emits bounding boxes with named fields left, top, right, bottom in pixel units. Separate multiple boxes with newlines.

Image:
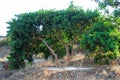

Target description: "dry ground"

left=0, top=46, right=120, bottom=80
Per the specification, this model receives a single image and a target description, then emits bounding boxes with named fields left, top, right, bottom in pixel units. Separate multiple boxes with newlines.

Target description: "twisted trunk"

left=65, top=45, right=70, bottom=65
left=39, top=38, right=58, bottom=64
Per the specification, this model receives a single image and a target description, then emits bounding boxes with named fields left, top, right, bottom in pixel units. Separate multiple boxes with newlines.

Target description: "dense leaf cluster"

left=81, top=15, right=120, bottom=64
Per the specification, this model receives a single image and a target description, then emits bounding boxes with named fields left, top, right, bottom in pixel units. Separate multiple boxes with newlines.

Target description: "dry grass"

left=1, top=56, right=120, bottom=80
left=0, top=45, right=120, bottom=80
left=0, top=38, right=8, bottom=47
left=70, top=54, right=85, bottom=62
left=110, top=65, right=120, bottom=76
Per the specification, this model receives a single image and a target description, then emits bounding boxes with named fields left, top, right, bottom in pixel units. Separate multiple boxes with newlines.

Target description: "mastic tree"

left=7, top=3, right=100, bottom=69
left=33, top=8, right=99, bottom=65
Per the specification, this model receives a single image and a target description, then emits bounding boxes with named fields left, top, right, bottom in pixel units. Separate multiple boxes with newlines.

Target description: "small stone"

left=101, top=70, right=108, bottom=77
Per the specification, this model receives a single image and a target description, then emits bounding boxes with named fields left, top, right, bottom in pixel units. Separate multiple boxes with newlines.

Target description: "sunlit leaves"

left=81, top=17, right=120, bottom=64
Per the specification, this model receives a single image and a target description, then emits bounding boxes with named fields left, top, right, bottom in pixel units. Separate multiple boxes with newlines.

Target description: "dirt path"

left=2, top=65, right=120, bottom=80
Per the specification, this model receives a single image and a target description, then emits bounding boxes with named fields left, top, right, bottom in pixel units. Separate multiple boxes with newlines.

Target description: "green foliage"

left=93, top=51, right=119, bottom=65
left=7, top=1, right=120, bottom=68
left=114, top=8, right=120, bottom=17
left=7, top=13, right=38, bottom=69
left=7, top=3, right=100, bottom=69
left=93, top=0, right=120, bottom=9
left=113, top=8, right=120, bottom=29
left=94, top=54, right=110, bottom=64
left=81, top=17, right=120, bottom=64
left=93, top=0, right=120, bottom=14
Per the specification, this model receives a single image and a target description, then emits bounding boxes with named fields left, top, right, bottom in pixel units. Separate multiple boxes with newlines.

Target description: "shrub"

left=81, top=19, right=120, bottom=64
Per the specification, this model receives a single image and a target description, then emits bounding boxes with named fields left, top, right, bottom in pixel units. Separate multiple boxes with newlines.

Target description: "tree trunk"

left=65, top=45, right=70, bottom=65
left=70, top=46, right=74, bottom=59
left=39, top=38, right=58, bottom=64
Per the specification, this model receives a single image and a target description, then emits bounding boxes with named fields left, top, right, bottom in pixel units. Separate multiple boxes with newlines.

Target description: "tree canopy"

left=7, top=2, right=120, bottom=69
left=93, top=0, right=120, bottom=8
